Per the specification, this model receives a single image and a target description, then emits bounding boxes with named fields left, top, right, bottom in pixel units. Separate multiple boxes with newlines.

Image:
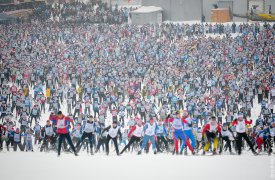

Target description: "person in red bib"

left=50, top=111, right=78, bottom=156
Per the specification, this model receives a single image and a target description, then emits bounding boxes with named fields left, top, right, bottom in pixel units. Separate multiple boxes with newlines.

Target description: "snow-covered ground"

left=0, top=151, right=273, bottom=180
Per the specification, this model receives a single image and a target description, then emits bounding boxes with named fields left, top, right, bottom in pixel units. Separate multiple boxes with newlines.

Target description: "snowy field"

left=0, top=151, right=273, bottom=180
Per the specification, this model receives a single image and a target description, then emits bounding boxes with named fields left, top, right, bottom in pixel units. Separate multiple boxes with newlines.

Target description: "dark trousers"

left=0, top=135, right=2, bottom=149
left=75, top=132, right=94, bottom=152
left=120, top=136, right=141, bottom=154
left=236, top=132, right=255, bottom=154
left=220, top=136, right=232, bottom=153
left=58, top=133, right=76, bottom=155
left=73, top=109, right=80, bottom=118
left=13, top=142, right=24, bottom=151
left=96, top=137, right=106, bottom=151
left=40, top=135, right=53, bottom=151
left=6, top=138, right=13, bottom=151
left=105, top=135, right=119, bottom=155
left=30, top=115, right=38, bottom=126
left=156, top=136, right=168, bottom=151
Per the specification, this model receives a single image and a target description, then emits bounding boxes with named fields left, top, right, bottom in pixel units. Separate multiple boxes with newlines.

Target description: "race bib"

left=57, top=120, right=65, bottom=129
left=85, top=123, right=93, bottom=132
left=239, top=124, right=245, bottom=131
left=109, top=131, right=117, bottom=138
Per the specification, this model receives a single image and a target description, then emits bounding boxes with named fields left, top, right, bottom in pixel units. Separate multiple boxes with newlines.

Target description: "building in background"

left=142, top=0, right=275, bottom=22
left=142, top=0, right=202, bottom=21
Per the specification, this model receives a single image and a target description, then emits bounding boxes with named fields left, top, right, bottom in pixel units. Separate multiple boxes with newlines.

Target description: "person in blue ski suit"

left=138, top=118, right=157, bottom=154
left=180, top=111, right=196, bottom=154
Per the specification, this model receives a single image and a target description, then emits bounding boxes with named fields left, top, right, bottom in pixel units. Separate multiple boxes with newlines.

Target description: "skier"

left=33, top=121, right=41, bottom=144
left=269, top=119, right=275, bottom=154
left=25, top=129, right=34, bottom=152
left=13, top=128, right=24, bottom=151
left=0, top=124, right=7, bottom=151
left=167, top=111, right=187, bottom=155
left=95, top=124, right=108, bottom=153
left=50, top=111, right=78, bottom=156
left=180, top=111, right=196, bottom=155
left=71, top=124, right=82, bottom=145
left=155, top=119, right=169, bottom=152
left=30, top=105, right=40, bottom=126
left=40, top=120, right=54, bottom=152
left=202, top=116, right=221, bottom=155
left=138, top=118, right=157, bottom=155
left=75, top=115, right=96, bottom=155
left=255, top=126, right=272, bottom=155
left=219, top=123, right=234, bottom=154
left=231, top=114, right=257, bottom=155
left=120, top=118, right=143, bottom=155
left=102, top=120, right=122, bottom=156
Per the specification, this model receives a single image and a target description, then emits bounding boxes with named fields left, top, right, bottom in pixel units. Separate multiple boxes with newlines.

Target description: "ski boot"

left=212, top=149, right=217, bottom=155
left=184, top=147, right=188, bottom=155
left=252, top=150, right=258, bottom=156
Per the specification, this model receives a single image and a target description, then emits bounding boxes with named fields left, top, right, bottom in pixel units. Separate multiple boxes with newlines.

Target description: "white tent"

left=129, top=6, right=163, bottom=25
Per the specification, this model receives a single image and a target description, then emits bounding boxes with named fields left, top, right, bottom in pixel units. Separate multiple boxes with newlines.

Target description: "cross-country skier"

left=102, top=120, right=122, bottom=156
left=120, top=118, right=143, bottom=155
left=50, top=111, right=78, bottom=156
left=202, top=116, right=221, bottom=155
left=75, top=115, right=96, bottom=155
left=138, top=118, right=157, bottom=155
left=231, top=113, right=257, bottom=155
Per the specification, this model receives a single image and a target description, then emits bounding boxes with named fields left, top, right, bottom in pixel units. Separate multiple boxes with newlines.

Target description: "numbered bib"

left=84, top=123, right=93, bottom=132
left=239, top=124, right=245, bottom=131
left=57, top=120, right=65, bottom=129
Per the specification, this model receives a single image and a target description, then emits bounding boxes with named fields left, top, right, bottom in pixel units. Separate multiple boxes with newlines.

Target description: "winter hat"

left=112, top=120, right=118, bottom=124
left=238, top=113, right=243, bottom=118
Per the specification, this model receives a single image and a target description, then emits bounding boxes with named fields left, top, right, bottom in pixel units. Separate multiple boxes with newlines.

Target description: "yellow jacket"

left=24, top=88, right=29, bottom=97
left=46, top=88, right=51, bottom=97
left=77, top=87, right=82, bottom=94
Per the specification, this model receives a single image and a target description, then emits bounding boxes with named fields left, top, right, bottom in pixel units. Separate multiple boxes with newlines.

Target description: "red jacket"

left=0, top=125, right=7, bottom=135
left=231, top=119, right=252, bottom=126
left=202, top=123, right=221, bottom=136
left=50, top=115, right=73, bottom=134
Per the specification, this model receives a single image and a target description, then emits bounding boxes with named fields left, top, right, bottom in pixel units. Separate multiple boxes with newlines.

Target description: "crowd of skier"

left=0, top=2, right=275, bottom=156
left=30, top=1, right=131, bottom=24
